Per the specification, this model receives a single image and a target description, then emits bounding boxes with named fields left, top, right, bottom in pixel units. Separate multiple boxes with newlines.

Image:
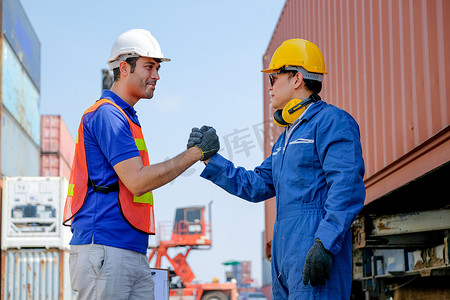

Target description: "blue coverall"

left=200, top=100, right=365, bottom=299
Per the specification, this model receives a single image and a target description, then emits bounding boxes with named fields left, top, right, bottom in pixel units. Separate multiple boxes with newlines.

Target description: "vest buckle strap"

left=88, top=178, right=119, bottom=194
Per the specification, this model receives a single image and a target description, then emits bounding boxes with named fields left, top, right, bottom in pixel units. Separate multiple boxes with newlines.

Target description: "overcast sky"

left=20, top=0, right=285, bottom=285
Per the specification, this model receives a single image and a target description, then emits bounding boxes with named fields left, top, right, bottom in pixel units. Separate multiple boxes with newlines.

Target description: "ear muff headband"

left=281, top=98, right=310, bottom=124
left=272, top=94, right=321, bottom=127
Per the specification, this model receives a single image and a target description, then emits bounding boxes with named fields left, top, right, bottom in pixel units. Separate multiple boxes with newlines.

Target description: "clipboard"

left=151, top=268, right=169, bottom=300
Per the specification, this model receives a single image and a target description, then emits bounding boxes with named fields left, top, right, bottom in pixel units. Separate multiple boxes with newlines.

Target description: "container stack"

left=1, top=0, right=41, bottom=179
left=1, top=177, right=74, bottom=300
left=0, top=1, right=76, bottom=298
left=231, top=261, right=252, bottom=294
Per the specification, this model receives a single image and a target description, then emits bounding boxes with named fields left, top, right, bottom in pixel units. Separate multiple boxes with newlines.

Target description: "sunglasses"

left=268, top=69, right=297, bottom=86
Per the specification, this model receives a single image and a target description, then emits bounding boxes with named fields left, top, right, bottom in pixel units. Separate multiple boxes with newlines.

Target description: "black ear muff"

left=273, top=109, right=290, bottom=127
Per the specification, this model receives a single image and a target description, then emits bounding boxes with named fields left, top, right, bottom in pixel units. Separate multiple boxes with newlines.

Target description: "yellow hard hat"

left=262, top=39, right=327, bottom=76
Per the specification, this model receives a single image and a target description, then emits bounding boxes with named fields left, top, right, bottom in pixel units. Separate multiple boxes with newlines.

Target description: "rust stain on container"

left=413, top=245, right=445, bottom=270
left=2, top=249, right=70, bottom=300
left=376, top=222, right=389, bottom=232
left=263, top=0, right=450, bottom=248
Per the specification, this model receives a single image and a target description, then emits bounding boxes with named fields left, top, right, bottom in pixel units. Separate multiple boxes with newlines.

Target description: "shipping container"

left=262, top=0, right=450, bottom=298
left=40, top=115, right=75, bottom=180
left=1, top=109, right=40, bottom=177
left=262, top=0, right=450, bottom=206
left=1, top=39, right=41, bottom=146
left=2, top=0, right=41, bottom=90
left=1, top=177, right=71, bottom=250
left=232, top=261, right=252, bottom=287
left=40, top=154, right=72, bottom=181
left=259, top=285, right=271, bottom=300
left=40, top=116, right=75, bottom=167
left=261, top=232, right=272, bottom=288
left=1, top=249, right=75, bottom=300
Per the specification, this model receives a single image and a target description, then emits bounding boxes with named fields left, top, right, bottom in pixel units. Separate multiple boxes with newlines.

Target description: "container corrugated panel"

left=2, top=0, right=41, bottom=90
left=41, top=115, right=75, bottom=174
left=40, top=153, right=72, bottom=180
left=1, top=249, right=75, bottom=300
left=2, top=39, right=41, bottom=146
left=1, top=108, right=40, bottom=177
left=262, top=0, right=450, bottom=208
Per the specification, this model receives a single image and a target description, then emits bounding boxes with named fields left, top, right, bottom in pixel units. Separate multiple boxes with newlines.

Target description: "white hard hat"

left=108, top=29, right=170, bottom=70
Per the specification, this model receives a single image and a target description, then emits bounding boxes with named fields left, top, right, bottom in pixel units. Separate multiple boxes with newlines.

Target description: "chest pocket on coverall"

left=283, top=130, right=316, bottom=204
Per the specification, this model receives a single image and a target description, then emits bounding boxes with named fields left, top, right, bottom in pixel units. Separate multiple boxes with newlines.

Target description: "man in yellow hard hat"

left=190, top=39, right=365, bottom=299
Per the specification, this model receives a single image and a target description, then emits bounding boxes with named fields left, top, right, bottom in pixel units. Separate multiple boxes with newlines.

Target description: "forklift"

left=148, top=203, right=238, bottom=300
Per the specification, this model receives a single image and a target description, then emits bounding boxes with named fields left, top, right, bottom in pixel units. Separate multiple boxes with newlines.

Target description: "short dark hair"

left=287, top=71, right=322, bottom=94
left=113, top=57, right=139, bottom=81
left=112, top=57, right=163, bottom=82
left=304, top=79, right=322, bottom=94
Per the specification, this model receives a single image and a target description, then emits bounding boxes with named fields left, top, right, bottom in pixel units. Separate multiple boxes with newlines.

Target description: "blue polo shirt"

left=69, top=90, right=150, bottom=254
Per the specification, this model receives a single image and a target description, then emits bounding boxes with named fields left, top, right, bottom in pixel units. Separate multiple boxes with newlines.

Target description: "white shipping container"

left=1, top=177, right=72, bottom=250
left=1, top=249, right=76, bottom=300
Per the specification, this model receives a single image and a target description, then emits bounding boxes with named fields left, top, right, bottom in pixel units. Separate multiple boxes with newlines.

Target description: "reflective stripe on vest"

left=63, top=99, right=155, bottom=234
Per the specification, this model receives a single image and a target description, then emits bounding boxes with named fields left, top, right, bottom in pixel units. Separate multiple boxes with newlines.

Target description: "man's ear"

left=293, top=72, right=304, bottom=89
left=119, top=60, right=129, bottom=77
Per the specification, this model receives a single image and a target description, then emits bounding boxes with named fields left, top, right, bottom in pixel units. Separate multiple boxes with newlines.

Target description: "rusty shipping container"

left=1, top=249, right=75, bottom=300
left=40, top=154, right=72, bottom=181
left=40, top=116, right=75, bottom=180
left=262, top=0, right=450, bottom=298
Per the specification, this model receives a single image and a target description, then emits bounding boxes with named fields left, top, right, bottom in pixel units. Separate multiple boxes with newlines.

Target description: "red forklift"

left=148, top=203, right=238, bottom=300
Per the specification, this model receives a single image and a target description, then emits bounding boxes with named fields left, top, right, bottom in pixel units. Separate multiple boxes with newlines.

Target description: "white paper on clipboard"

left=151, top=268, right=169, bottom=300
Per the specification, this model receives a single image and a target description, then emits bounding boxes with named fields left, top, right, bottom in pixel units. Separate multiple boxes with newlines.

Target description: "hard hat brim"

left=261, top=67, right=277, bottom=74
left=108, top=55, right=171, bottom=70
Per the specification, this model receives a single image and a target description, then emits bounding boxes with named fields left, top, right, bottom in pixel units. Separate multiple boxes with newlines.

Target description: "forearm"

left=115, top=147, right=202, bottom=195
left=118, top=125, right=219, bottom=195
left=201, top=154, right=275, bottom=202
left=145, top=147, right=202, bottom=190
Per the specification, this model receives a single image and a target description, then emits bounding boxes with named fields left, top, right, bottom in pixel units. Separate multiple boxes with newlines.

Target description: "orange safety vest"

left=63, top=99, right=155, bottom=234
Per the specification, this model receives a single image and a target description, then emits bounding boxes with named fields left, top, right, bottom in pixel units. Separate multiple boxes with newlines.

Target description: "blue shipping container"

left=2, top=0, right=41, bottom=90
left=2, top=40, right=40, bottom=146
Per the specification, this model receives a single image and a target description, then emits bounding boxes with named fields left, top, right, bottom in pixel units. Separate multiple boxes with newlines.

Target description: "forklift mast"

left=148, top=204, right=212, bottom=285
left=171, top=206, right=211, bottom=247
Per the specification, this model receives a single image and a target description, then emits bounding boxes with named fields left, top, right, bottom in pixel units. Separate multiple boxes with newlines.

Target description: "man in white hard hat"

left=63, top=29, right=219, bottom=300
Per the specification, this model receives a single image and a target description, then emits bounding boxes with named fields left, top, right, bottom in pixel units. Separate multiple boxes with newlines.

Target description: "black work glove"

left=187, top=126, right=220, bottom=161
left=302, top=239, right=333, bottom=287
left=187, top=127, right=203, bottom=149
